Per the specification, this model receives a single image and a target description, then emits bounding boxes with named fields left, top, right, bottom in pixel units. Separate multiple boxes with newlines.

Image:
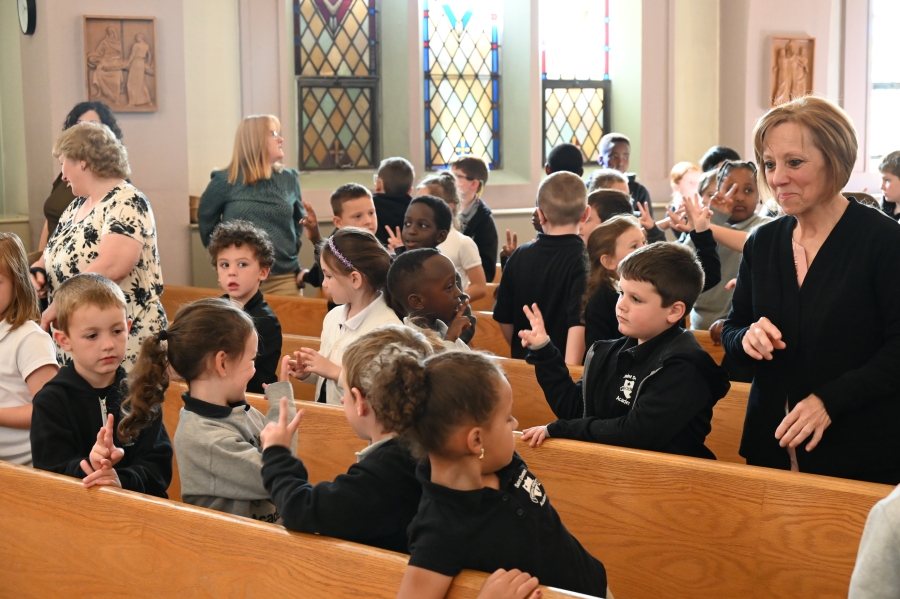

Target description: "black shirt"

left=882, top=200, right=900, bottom=222
left=261, top=437, right=421, bottom=554
left=494, top=233, right=588, bottom=360
left=628, top=177, right=654, bottom=218
left=408, top=453, right=607, bottom=596
left=374, top=192, right=412, bottom=245
left=461, top=200, right=499, bottom=282
left=228, top=290, right=282, bottom=394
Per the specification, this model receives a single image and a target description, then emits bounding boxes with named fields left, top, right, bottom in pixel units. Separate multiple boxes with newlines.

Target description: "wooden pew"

left=162, top=285, right=329, bottom=337
left=707, top=382, right=749, bottom=464
left=500, top=357, right=582, bottom=430
left=470, top=311, right=511, bottom=357
left=0, top=462, right=579, bottom=599
left=495, top=263, right=502, bottom=282
left=690, top=329, right=725, bottom=365
left=470, top=284, right=498, bottom=311
left=281, top=334, right=321, bottom=401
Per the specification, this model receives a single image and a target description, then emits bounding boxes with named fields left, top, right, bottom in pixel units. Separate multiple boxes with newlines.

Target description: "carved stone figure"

left=125, top=34, right=153, bottom=107
left=84, top=18, right=157, bottom=112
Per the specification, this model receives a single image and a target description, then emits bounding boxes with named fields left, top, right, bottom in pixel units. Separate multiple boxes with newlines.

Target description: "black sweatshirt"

left=232, top=290, right=282, bottom=394
left=528, top=325, right=730, bottom=459
left=261, top=437, right=422, bottom=553
left=30, top=365, right=173, bottom=497
left=374, top=192, right=412, bottom=246
left=462, top=200, right=499, bottom=282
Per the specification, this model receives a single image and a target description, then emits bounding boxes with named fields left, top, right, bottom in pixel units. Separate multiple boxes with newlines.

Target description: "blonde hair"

left=752, top=95, right=858, bottom=200
left=52, top=121, right=130, bottom=180
left=53, top=273, right=126, bottom=334
left=226, top=115, right=282, bottom=185
left=537, top=171, right=588, bottom=226
left=0, top=233, right=40, bottom=330
left=669, top=162, right=701, bottom=187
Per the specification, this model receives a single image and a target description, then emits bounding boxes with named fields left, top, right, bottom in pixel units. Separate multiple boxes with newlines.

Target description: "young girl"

left=261, top=324, right=442, bottom=553
left=294, top=227, right=400, bottom=405
left=417, top=173, right=487, bottom=302
left=0, top=233, right=58, bottom=465
left=669, top=161, right=701, bottom=207
left=375, top=351, right=610, bottom=598
left=119, top=297, right=297, bottom=520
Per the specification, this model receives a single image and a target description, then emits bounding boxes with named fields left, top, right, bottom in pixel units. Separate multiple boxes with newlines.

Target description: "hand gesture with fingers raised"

left=500, top=229, right=518, bottom=259
left=741, top=316, right=786, bottom=360
left=711, top=183, right=737, bottom=216
left=445, top=298, right=472, bottom=342
left=81, top=458, right=121, bottom=490
left=260, top=397, right=305, bottom=450
left=682, top=193, right=711, bottom=232
left=665, top=205, right=691, bottom=234
left=386, top=226, right=404, bottom=253
left=517, top=304, right=549, bottom=349
left=636, top=201, right=656, bottom=231
left=301, top=200, right=322, bottom=244
left=89, top=414, right=125, bottom=471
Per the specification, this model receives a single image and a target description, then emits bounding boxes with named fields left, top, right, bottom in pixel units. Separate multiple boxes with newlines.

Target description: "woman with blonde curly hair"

left=30, top=121, right=166, bottom=369
left=197, top=115, right=308, bottom=296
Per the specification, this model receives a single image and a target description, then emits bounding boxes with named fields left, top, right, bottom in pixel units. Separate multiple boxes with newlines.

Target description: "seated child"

left=387, top=248, right=472, bottom=350
left=849, top=483, right=900, bottom=598
left=207, top=220, right=282, bottom=394
left=598, top=132, right=654, bottom=217
left=587, top=167, right=630, bottom=194
left=669, top=161, right=701, bottom=208
left=0, top=232, right=58, bottom=465
left=417, top=173, right=487, bottom=301
left=261, top=324, right=441, bottom=553
left=879, top=150, right=900, bottom=221
left=374, top=157, right=415, bottom=246
left=545, top=143, right=584, bottom=176
left=521, top=242, right=730, bottom=459
left=450, top=154, right=498, bottom=283
left=292, top=228, right=400, bottom=405
left=30, top=273, right=172, bottom=496
left=699, top=145, right=740, bottom=173
left=122, top=297, right=297, bottom=520
left=581, top=188, right=665, bottom=245
left=493, top=172, right=589, bottom=365
left=378, top=351, right=611, bottom=599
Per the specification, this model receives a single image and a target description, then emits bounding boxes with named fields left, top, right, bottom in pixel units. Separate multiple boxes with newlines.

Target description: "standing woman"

left=31, top=122, right=166, bottom=370
left=198, top=115, right=307, bottom=296
left=722, top=96, right=900, bottom=484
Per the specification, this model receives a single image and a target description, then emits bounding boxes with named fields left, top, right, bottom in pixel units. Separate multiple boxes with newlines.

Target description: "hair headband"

left=328, top=237, right=354, bottom=271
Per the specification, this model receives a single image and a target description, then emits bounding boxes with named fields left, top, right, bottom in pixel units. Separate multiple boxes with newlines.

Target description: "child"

left=0, top=233, right=58, bottom=466
left=699, top=145, right=740, bottom=173
left=545, top=143, right=584, bottom=176
left=374, top=157, right=415, bottom=246
left=293, top=227, right=399, bottom=405
left=450, top=154, right=498, bottom=283
left=121, top=297, right=296, bottom=519
left=849, top=483, right=900, bottom=598
left=669, top=162, right=701, bottom=207
left=376, top=351, right=610, bottom=598
left=493, top=172, right=589, bottom=365
left=30, top=273, right=172, bottom=496
left=581, top=188, right=665, bottom=245
left=879, top=150, right=900, bottom=221
left=520, top=243, right=730, bottom=459
left=417, top=173, right=487, bottom=301
left=587, top=168, right=630, bottom=194
left=597, top=132, right=654, bottom=217
left=207, top=220, right=282, bottom=394
left=261, top=324, right=439, bottom=553
left=387, top=248, right=472, bottom=350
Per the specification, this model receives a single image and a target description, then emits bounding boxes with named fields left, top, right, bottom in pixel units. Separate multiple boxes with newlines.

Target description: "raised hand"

left=445, top=298, right=472, bottom=342
left=386, top=226, right=404, bottom=252
left=500, top=229, right=518, bottom=259
left=741, top=316, right=786, bottom=360
left=710, top=183, right=737, bottom=216
left=665, top=205, right=691, bottom=234
left=517, top=304, right=549, bottom=349
left=89, top=414, right=125, bottom=471
left=260, top=397, right=305, bottom=450
left=636, top=201, right=656, bottom=231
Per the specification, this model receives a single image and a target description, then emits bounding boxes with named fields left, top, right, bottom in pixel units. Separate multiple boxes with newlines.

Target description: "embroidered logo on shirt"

left=616, top=374, right=636, bottom=406
left=514, top=469, right=548, bottom=506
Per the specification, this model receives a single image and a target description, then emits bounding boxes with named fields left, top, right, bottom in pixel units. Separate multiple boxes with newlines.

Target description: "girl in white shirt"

left=417, top=173, right=487, bottom=301
left=0, top=233, right=58, bottom=465
left=293, top=227, right=400, bottom=405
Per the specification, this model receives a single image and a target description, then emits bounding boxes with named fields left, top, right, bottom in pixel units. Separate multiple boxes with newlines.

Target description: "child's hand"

left=80, top=458, right=122, bottom=489
left=710, top=183, right=737, bottom=216
left=385, top=226, right=404, bottom=252
left=636, top=201, right=656, bottom=231
left=89, top=414, right=125, bottom=471
left=298, top=347, right=341, bottom=381
left=520, top=426, right=550, bottom=447
left=477, top=568, right=541, bottom=599
left=301, top=200, right=322, bottom=244
left=517, top=304, right=549, bottom=349
left=500, top=229, right=518, bottom=259
left=682, top=193, right=711, bottom=233
left=725, top=278, right=737, bottom=290
left=445, top=298, right=472, bottom=342
left=260, top=397, right=304, bottom=450
left=283, top=351, right=310, bottom=380
left=665, top=205, right=691, bottom=233
left=709, top=319, right=726, bottom=346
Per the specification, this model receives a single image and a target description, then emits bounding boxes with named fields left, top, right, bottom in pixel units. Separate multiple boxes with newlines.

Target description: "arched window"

left=294, top=0, right=378, bottom=169
left=540, top=0, right=611, bottom=164
left=423, top=0, right=501, bottom=169
left=869, top=0, right=900, bottom=171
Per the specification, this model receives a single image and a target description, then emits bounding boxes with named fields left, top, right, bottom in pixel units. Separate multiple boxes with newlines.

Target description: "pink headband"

left=328, top=237, right=354, bottom=270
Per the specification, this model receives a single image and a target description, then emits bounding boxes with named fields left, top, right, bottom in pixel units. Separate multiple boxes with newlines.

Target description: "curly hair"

left=63, top=101, right=123, bottom=140
left=52, top=121, right=130, bottom=180
left=207, top=220, right=276, bottom=269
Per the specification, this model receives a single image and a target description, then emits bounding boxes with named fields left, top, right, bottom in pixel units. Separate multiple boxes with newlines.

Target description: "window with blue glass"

left=423, top=1, right=501, bottom=169
left=294, top=0, right=378, bottom=169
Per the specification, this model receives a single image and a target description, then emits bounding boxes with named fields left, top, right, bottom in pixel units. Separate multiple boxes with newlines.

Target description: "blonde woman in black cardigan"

left=722, top=96, right=900, bottom=485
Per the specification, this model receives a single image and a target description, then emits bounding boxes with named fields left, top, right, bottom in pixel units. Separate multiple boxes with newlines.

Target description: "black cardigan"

left=462, top=200, right=499, bottom=282
left=722, top=200, right=900, bottom=483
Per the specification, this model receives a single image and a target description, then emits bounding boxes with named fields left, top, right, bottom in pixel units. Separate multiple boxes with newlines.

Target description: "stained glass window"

left=540, top=0, right=611, bottom=164
left=294, top=0, right=377, bottom=169
left=423, top=0, right=501, bottom=169
left=869, top=0, right=900, bottom=172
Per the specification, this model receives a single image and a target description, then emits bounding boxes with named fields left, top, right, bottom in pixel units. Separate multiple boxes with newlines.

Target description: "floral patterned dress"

left=44, top=183, right=166, bottom=369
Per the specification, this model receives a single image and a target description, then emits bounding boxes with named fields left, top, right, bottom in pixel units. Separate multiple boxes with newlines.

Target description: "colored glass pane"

left=424, top=0, right=501, bottom=169
left=299, top=87, right=374, bottom=169
left=543, top=87, right=606, bottom=162
left=295, top=0, right=376, bottom=77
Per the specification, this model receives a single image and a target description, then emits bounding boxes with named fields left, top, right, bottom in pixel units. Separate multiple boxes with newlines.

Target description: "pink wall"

left=20, top=0, right=191, bottom=284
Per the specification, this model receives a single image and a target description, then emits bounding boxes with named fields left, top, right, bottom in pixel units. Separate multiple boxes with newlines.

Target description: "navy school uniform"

left=227, top=290, right=282, bottom=394
left=408, top=453, right=608, bottom=597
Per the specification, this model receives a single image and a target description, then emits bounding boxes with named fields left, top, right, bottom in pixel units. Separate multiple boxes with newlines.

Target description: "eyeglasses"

left=270, top=131, right=282, bottom=138
left=451, top=171, right=477, bottom=181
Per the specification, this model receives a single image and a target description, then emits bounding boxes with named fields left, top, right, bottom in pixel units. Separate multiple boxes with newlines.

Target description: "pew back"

left=470, top=284, right=499, bottom=311
left=707, top=382, right=749, bottom=464
left=690, top=329, right=725, bottom=365
left=470, top=311, right=510, bottom=357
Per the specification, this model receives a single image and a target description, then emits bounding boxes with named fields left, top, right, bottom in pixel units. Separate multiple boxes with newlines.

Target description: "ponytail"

left=118, top=331, right=170, bottom=443
left=583, top=215, right=641, bottom=311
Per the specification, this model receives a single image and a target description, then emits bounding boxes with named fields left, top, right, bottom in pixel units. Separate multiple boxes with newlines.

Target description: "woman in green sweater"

left=198, top=115, right=307, bottom=296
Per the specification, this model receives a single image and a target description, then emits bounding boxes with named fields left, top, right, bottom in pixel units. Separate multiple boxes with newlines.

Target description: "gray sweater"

left=849, top=485, right=900, bottom=599
left=174, top=382, right=297, bottom=522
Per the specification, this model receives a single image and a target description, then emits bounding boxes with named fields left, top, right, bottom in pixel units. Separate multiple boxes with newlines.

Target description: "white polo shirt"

left=438, top=227, right=482, bottom=290
left=0, top=320, right=58, bottom=465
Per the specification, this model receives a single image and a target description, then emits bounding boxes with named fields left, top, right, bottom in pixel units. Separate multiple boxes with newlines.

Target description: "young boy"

left=587, top=167, right=630, bottom=194
left=493, top=171, right=590, bottom=364
left=545, top=143, right=584, bottom=176
left=581, top=188, right=666, bottom=245
left=879, top=151, right=900, bottom=221
left=208, top=220, right=282, bottom=394
left=598, top=132, right=654, bottom=217
left=374, top=157, right=415, bottom=246
left=30, top=273, right=172, bottom=496
left=520, top=243, right=730, bottom=459
left=450, top=154, right=498, bottom=283
left=386, top=248, right=472, bottom=350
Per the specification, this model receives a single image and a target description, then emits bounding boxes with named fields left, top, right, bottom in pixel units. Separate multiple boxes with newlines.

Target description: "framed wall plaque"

left=84, top=16, right=157, bottom=112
